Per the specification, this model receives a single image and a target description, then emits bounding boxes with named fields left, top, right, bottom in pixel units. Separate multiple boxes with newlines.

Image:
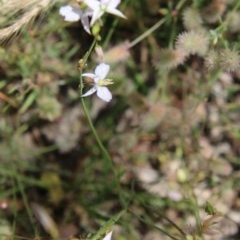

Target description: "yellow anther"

left=98, top=79, right=114, bottom=86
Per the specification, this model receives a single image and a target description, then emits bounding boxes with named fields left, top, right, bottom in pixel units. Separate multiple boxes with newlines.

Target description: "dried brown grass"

left=0, top=0, right=58, bottom=43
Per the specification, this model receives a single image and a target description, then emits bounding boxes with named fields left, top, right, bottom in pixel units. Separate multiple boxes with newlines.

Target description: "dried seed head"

left=226, top=11, right=240, bottom=34
left=204, top=50, right=220, bottom=71
left=101, top=41, right=131, bottom=64
left=202, top=0, right=227, bottom=24
left=201, top=213, right=223, bottom=236
left=182, top=7, right=203, bottom=31
left=154, top=48, right=187, bottom=70
left=219, top=48, right=240, bottom=72
left=175, top=30, right=210, bottom=57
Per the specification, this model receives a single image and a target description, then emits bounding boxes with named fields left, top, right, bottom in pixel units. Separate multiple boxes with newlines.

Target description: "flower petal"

left=83, top=0, right=101, bottom=10
left=59, top=5, right=81, bottom=22
left=90, top=9, right=104, bottom=25
left=82, top=73, right=96, bottom=79
left=95, top=63, right=110, bottom=79
left=106, top=0, right=120, bottom=9
left=80, top=14, right=91, bottom=34
left=96, top=86, right=112, bottom=102
left=103, top=231, right=113, bottom=240
left=107, top=8, right=126, bottom=19
left=82, top=0, right=102, bottom=25
left=82, top=87, right=97, bottom=97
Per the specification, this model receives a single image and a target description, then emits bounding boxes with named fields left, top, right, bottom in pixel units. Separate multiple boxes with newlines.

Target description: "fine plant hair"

left=0, top=0, right=59, bottom=43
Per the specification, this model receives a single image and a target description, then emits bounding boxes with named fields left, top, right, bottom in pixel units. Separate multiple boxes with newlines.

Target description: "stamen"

left=98, top=79, right=114, bottom=86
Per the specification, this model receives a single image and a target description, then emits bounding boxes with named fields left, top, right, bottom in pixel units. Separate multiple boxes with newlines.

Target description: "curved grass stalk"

left=129, top=209, right=183, bottom=240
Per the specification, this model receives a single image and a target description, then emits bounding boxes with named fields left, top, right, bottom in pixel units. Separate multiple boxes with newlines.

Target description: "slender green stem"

left=189, top=195, right=202, bottom=235
left=105, top=7, right=166, bottom=51
left=9, top=139, right=35, bottom=234
left=104, top=1, right=165, bottom=50
left=80, top=97, right=113, bottom=171
left=12, top=178, right=17, bottom=240
left=80, top=95, right=123, bottom=199
left=168, top=19, right=176, bottom=49
left=81, top=39, right=97, bottom=71
left=129, top=18, right=166, bottom=48
left=129, top=210, right=182, bottom=240
left=161, top=216, right=186, bottom=237
left=79, top=40, right=112, bottom=169
left=14, top=170, right=35, bottom=232
left=102, top=18, right=119, bottom=49
left=175, top=0, right=186, bottom=11
left=79, top=39, right=119, bottom=185
left=102, top=0, right=131, bottom=49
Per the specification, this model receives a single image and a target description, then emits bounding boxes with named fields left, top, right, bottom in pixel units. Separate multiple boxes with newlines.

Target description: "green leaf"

left=90, top=210, right=126, bottom=240
left=19, top=90, right=39, bottom=113
left=204, top=201, right=216, bottom=215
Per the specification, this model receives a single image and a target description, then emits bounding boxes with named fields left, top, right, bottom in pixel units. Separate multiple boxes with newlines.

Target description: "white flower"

left=103, top=231, right=113, bottom=240
left=83, top=0, right=126, bottom=25
left=59, top=5, right=93, bottom=34
left=82, top=63, right=113, bottom=102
